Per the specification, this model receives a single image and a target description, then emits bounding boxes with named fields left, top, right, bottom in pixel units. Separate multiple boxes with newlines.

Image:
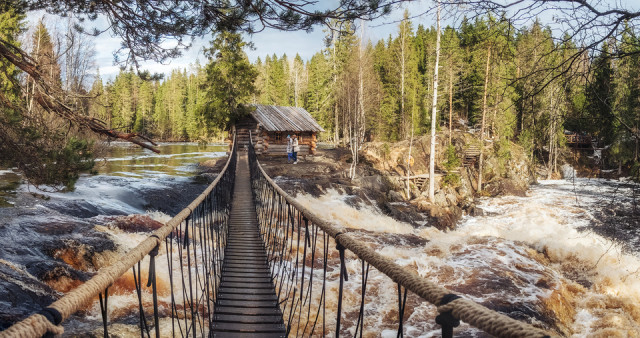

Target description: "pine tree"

left=0, top=6, right=26, bottom=165
left=586, top=43, right=616, bottom=144
left=610, top=24, right=640, bottom=167
left=441, top=26, right=463, bottom=143
left=1, top=12, right=93, bottom=189
left=458, top=17, right=485, bottom=125
left=327, top=20, right=357, bottom=143
left=26, top=18, right=62, bottom=116
left=372, top=36, right=399, bottom=141
left=154, top=80, right=171, bottom=138
left=134, top=79, right=153, bottom=133
left=254, top=56, right=265, bottom=104
left=185, top=62, right=207, bottom=140
left=392, top=11, right=419, bottom=139
left=110, top=70, right=134, bottom=132
left=201, top=30, right=257, bottom=130
left=290, top=53, right=306, bottom=107
left=166, top=70, right=188, bottom=139
left=305, top=51, right=333, bottom=133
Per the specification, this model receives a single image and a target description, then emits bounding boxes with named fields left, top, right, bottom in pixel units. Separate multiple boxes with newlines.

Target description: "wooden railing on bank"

left=565, top=133, right=592, bottom=146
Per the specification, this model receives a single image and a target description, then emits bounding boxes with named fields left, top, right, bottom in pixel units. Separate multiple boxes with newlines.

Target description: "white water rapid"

left=295, top=178, right=640, bottom=336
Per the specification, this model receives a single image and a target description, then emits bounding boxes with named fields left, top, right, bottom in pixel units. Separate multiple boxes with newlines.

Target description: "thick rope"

left=0, top=137, right=237, bottom=338
left=254, top=157, right=553, bottom=338
left=0, top=314, right=63, bottom=338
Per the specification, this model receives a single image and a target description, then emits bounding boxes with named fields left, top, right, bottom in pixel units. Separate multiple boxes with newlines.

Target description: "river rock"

left=107, top=214, right=165, bottom=233
left=485, top=178, right=527, bottom=197
left=380, top=201, right=426, bottom=226
left=434, top=191, right=448, bottom=207
left=472, top=206, right=485, bottom=216
left=458, top=174, right=473, bottom=199
left=355, top=175, right=390, bottom=192
left=444, top=187, right=458, bottom=205
left=415, top=196, right=431, bottom=212
left=536, top=166, right=549, bottom=179
left=0, top=262, right=57, bottom=331
left=388, top=190, right=404, bottom=202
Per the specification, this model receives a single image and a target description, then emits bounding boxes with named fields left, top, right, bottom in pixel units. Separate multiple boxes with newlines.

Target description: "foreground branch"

left=0, top=38, right=159, bottom=153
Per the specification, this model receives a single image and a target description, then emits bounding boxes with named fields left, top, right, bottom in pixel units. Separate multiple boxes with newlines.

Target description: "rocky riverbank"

left=255, top=131, right=535, bottom=230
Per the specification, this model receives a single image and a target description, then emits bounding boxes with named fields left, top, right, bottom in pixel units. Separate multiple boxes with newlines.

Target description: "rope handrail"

left=0, top=134, right=238, bottom=338
left=248, top=133, right=552, bottom=338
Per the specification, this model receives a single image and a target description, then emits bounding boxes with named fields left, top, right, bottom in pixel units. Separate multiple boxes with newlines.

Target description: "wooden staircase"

left=463, top=145, right=481, bottom=167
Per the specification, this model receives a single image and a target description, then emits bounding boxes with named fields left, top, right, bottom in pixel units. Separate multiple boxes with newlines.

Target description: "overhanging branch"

left=0, top=37, right=160, bottom=153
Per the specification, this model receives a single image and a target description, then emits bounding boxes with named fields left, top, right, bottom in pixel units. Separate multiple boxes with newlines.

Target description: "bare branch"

left=0, top=37, right=159, bottom=152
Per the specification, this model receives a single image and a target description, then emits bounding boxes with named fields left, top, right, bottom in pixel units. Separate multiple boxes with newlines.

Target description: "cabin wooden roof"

left=250, top=104, right=325, bottom=132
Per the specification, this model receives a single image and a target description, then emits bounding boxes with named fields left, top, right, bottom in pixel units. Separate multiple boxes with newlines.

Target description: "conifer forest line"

left=2, top=8, right=640, bottom=187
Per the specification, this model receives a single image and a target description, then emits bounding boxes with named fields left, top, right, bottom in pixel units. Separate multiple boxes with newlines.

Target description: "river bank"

left=254, top=132, right=533, bottom=230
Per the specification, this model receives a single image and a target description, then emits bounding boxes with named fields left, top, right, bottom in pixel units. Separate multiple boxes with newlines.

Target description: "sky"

left=26, top=0, right=640, bottom=82
left=27, top=1, right=431, bottom=81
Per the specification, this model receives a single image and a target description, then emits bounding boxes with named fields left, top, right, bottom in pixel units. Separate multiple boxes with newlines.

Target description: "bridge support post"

left=335, top=239, right=348, bottom=337
left=98, top=287, right=109, bottom=338
left=147, top=237, right=161, bottom=338
left=435, top=294, right=461, bottom=338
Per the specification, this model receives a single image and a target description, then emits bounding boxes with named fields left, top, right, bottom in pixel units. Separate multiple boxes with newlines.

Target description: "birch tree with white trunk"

left=428, top=1, right=442, bottom=202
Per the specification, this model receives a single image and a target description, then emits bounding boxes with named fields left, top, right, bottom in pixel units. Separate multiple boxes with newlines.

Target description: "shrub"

left=443, top=172, right=460, bottom=187
left=442, top=144, right=461, bottom=187
left=443, top=144, right=460, bottom=171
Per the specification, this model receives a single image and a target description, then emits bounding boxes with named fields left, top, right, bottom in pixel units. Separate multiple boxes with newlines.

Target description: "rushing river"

left=0, top=142, right=226, bottom=332
left=2, top=143, right=640, bottom=336
left=294, top=178, right=640, bottom=336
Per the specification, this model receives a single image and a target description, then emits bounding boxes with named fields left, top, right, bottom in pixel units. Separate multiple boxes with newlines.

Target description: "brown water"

left=294, top=179, right=640, bottom=336
left=0, top=142, right=226, bottom=332
left=3, top=146, right=639, bottom=336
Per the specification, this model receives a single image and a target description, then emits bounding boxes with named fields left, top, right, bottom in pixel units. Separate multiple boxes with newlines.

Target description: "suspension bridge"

left=0, top=134, right=552, bottom=338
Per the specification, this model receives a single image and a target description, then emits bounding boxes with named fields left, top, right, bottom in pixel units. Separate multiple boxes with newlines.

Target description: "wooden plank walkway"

left=211, top=152, right=286, bottom=338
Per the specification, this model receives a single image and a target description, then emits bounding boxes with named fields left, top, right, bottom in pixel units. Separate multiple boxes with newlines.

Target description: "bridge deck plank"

left=211, top=153, right=286, bottom=338
left=215, top=306, right=283, bottom=316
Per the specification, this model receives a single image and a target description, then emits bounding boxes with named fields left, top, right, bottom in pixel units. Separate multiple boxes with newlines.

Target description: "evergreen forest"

left=2, top=7, right=640, bottom=187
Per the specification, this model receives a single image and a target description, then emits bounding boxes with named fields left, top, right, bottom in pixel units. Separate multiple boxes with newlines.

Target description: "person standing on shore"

left=292, top=134, right=299, bottom=164
left=286, top=135, right=293, bottom=163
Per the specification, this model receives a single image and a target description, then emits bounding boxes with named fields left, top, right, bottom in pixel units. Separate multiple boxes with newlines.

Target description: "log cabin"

left=233, top=104, right=324, bottom=155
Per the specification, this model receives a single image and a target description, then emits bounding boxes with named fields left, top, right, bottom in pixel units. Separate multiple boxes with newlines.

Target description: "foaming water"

left=296, top=181, right=640, bottom=336
left=0, top=143, right=226, bottom=332
left=297, top=191, right=416, bottom=234
left=81, top=211, right=217, bottom=336
left=10, top=142, right=227, bottom=217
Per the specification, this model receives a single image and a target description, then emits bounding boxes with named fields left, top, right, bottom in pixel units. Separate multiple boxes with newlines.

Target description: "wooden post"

left=256, top=129, right=263, bottom=154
